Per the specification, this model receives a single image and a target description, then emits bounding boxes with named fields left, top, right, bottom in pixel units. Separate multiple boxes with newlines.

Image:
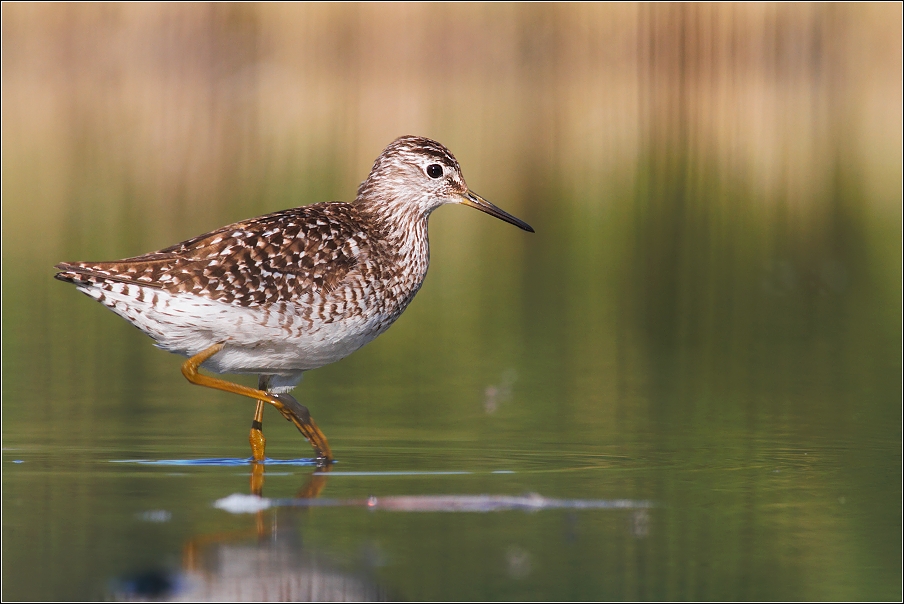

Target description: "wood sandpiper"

left=55, top=135, right=534, bottom=464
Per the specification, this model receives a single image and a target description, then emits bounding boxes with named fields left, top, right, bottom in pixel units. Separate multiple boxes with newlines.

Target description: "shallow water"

left=2, top=4, right=901, bottom=601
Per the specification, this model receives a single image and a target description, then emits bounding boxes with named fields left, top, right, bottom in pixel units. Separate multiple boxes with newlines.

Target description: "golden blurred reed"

left=2, top=3, right=901, bottom=250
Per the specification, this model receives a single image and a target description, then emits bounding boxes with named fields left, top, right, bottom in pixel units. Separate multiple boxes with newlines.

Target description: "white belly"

left=78, top=283, right=392, bottom=375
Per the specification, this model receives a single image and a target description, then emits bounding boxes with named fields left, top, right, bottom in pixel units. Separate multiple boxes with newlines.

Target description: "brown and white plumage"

left=55, top=135, right=533, bottom=394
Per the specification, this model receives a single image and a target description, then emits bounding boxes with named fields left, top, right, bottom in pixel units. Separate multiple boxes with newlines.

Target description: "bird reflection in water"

left=117, top=463, right=387, bottom=602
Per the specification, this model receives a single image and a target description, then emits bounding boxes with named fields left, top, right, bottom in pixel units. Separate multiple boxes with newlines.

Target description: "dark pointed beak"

left=459, top=190, right=535, bottom=233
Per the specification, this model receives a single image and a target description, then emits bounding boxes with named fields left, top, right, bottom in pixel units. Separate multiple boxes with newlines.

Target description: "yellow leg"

left=249, top=398, right=267, bottom=462
left=181, top=343, right=333, bottom=463
left=249, top=401, right=267, bottom=461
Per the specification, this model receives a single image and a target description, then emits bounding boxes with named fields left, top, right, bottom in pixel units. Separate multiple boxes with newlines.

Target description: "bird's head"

left=356, top=135, right=534, bottom=233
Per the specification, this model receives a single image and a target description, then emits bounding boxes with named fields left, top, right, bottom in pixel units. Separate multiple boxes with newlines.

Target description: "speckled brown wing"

left=54, top=203, right=370, bottom=308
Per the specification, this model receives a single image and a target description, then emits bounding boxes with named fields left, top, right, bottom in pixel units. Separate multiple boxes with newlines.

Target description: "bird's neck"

left=353, top=185, right=438, bottom=322
left=355, top=191, right=432, bottom=243
left=355, top=195, right=432, bottom=283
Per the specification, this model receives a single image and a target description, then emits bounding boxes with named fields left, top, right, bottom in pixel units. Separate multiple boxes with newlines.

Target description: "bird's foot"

left=270, top=392, right=334, bottom=464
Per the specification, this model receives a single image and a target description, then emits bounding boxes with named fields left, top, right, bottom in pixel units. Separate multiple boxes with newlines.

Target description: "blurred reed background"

left=1, top=4, right=901, bottom=600
left=3, top=2, right=899, bottom=436
left=3, top=3, right=899, bottom=226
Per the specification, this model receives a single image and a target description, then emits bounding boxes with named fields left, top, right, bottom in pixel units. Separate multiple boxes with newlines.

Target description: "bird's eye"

left=426, top=164, right=443, bottom=179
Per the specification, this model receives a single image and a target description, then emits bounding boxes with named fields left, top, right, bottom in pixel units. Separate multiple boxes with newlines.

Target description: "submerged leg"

left=181, top=343, right=333, bottom=463
left=250, top=460, right=265, bottom=497
left=296, top=464, right=331, bottom=499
